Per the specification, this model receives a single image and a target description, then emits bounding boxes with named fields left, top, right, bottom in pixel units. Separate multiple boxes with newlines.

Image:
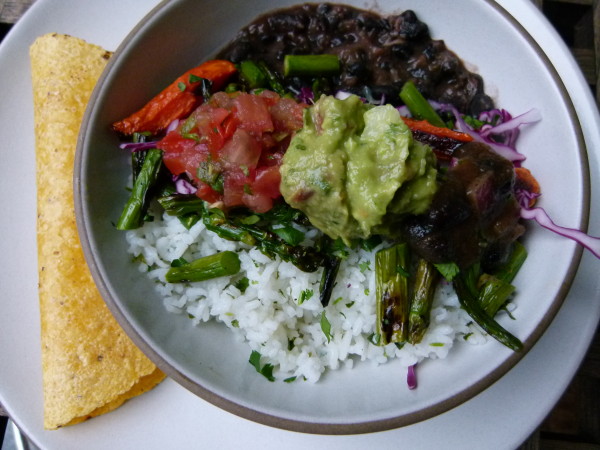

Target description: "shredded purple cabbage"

left=297, top=86, right=315, bottom=104
left=407, top=364, right=417, bottom=390
left=173, top=175, right=197, bottom=195
left=119, top=141, right=157, bottom=152
left=166, top=118, right=180, bottom=133
left=430, top=101, right=541, bottom=163
left=120, top=119, right=180, bottom=152
left=516, top=190, right=600, bottom=258
left=396, top=105, right=410, bottom=116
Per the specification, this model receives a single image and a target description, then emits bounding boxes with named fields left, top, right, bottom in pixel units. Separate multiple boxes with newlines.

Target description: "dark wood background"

left=0, top=1, right=598, bottom=449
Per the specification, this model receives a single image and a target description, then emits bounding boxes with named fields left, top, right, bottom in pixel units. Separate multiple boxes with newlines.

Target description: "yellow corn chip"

left=30, top=33, right=165, bottom=430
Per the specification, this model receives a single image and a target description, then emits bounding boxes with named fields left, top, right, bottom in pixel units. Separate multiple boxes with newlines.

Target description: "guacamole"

left=280, top=94, right=438, bottom=244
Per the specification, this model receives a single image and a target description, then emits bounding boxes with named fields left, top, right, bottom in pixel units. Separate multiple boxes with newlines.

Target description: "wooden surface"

left=0, top=0, right=599, bottom=449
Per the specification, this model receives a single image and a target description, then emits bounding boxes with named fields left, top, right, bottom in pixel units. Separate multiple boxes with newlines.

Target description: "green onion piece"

left=157, top=194, right=203, bottom=229
left=319, top=256, right=341, bottom=307
left=478, top=274, right=515, bottom=317
left=399, top=81, right=446, bottom=128
left=158, top=194, right=203, bottom=216
left=239, top=60, right=268, bottom=89
left=258, top=61, right=287, bottom=96
left=408, top=259, right=439, bottom=344
left=165, top=251, right=241, bottom=283
left=271, top=225, right=305, bottom=246
left=454, top=266, right=523, bottom=351
left=492, top=241, right=528, bottom=283
left=375, top=243, right=410, bottom=345
left=283, top=54, right=340, bottom=77
left=116, top=148, right=163, bottom=230
left=177, top=214, right=201, bottom=230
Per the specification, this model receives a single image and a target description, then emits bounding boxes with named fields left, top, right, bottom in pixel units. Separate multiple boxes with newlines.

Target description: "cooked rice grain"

left=126, top=211, right=490, bottom=382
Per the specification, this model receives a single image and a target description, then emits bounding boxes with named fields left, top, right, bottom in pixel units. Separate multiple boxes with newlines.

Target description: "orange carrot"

left=401, top=117, right=474, bottom=143
left=113, top=60, right=237, bottom=135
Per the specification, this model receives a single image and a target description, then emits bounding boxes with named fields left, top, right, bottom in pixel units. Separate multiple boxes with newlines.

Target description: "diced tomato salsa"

left=157, top=90, right=307, bottom=213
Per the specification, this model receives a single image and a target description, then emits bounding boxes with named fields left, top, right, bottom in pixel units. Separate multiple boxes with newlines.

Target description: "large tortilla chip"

left=30, top=33, right=165, bottom=430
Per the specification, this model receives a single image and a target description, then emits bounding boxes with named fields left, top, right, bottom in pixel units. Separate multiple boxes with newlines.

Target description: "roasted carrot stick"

left=401, top=116, right=474, bottom=143
left=113, top=60, right=237, bottom=135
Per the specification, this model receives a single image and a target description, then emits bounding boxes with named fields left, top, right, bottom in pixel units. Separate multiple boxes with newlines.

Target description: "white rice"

left=125, top=210, right=497, bottom=383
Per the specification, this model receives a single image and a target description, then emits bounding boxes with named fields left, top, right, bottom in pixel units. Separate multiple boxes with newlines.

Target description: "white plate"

left=0, top=0, right=599, bottom=449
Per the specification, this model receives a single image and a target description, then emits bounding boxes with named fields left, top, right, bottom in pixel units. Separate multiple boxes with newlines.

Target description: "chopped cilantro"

left=320, top=312, right=332, bottom=343
left=231, top=319, right=239, bottom=328
left=368, top=333, right=381, bottom=345
left=260, top=363, right=275, bottom=381
left=272, top=225, right=305, bottom=246
left=360, top=235, right=382, bottom=251
left=333, top=296, right=344, bottom=305
left=329, top=238, right=350, bottom=259
left=249, top=350, right=275, bottom=382
left=170, top=257, right=188, bottom=268
left=434, top=262, right=460, bottom=281
left=298, top=289, right=314, bottom=304
left=131, top=254, right=147, bottom=265
left=181, top=132, right=201, bottom=142
left=239, top=215, right=260, bottom=225
left=234, top=277, right=250, bottom=293
left=179, top=115, right=196, bottom=134
left=177, top=81, right=186, bottom=92
left=197, top=159, right=224, bottom=193
left=283, top=376, right=297, bottom=383
left=346, top=301, right=355, bottom=308
left=188, top=74, right=204, bottom=83
left=463, top=114, right=486, bottom=129
left=359, top=260, right=371, bottom=273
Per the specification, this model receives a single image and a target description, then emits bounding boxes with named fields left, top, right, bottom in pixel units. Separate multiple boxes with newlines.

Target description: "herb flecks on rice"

left=125, top=211, right=491, bottom=382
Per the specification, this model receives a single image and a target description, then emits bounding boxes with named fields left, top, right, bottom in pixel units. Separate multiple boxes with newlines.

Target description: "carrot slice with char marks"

left=112, top=60, right=237, bottom=135
left=401, top=117, right=474, bottom=143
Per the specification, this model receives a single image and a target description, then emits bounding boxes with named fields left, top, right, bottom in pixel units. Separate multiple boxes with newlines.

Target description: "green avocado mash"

left=280, top=94, right=438, bottom=244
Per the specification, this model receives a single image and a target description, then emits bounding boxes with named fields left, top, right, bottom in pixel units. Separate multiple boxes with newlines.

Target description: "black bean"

left=215, top=3, right=493, bottom=114
left=391, top=43, right=412, bottom=60
left=397, top=11, right=429, bottom=40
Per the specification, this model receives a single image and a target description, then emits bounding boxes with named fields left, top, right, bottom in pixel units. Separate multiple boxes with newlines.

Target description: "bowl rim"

left=74, top=0, right=589, bottom=435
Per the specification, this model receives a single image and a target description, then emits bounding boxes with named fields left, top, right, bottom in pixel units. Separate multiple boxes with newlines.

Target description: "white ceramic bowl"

left=75, top=0, right=588, bottom=434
